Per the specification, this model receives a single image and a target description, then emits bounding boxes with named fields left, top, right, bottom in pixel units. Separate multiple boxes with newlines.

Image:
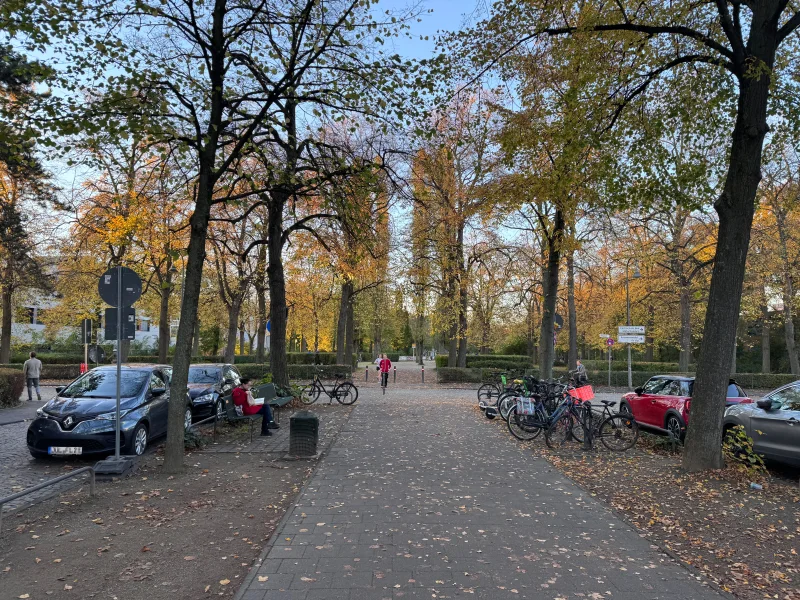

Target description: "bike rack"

left=0, top=467, right=96, bottom=532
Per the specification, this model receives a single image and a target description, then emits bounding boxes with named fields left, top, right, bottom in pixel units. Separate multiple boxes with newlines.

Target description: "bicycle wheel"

left=506, top=406, right=543, bottom=441
left=300, top=385, right=319, bottom=405
left=477, top=383, right=500, bottom=404
left=335, top=382, right=358, bottom=405
left=598, top=414, right=639, bottom=451
left=497, top=391, right=518, bottom=421
left=545, top=413, right=576, bottom=449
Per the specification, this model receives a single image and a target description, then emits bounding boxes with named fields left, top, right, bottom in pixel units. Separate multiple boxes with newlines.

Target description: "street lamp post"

left=626, top=259, right=641, bottom=389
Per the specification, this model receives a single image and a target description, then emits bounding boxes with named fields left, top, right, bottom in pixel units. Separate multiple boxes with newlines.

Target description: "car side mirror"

left=55, top=386, right=64, bottom=393
left=150, top=387, right=167, bottom=397
left=634, top=387, right=643, bottom=395
left=756, top=399, right=773, bottom=411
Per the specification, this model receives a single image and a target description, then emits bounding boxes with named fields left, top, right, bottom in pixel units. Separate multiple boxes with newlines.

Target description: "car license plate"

left=48, top=446, right=82, bottom=455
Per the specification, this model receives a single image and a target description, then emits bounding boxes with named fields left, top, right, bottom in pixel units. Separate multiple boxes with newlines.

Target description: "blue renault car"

left=26, top=365, right=190, bottom=458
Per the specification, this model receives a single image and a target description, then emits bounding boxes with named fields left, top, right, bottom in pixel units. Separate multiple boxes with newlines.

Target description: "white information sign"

left=618, top=325, right=645, bottom=335
left=618, top=334, right=646, bottom=344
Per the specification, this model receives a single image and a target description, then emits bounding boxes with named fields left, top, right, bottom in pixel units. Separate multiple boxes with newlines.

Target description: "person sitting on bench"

left=232, top=378, right=279, bottom=436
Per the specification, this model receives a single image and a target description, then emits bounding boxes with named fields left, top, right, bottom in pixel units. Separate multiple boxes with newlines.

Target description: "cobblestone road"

left=235, top=388, right=723, bottom=600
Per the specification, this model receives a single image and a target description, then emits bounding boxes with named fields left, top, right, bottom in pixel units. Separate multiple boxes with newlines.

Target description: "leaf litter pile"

left=0, top=440, right=315, bottom=599
left=481, top=407, right=799, bottom=600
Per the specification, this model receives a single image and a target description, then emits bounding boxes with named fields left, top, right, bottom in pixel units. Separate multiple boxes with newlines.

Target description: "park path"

left=236, top=388, right=724, bottom=600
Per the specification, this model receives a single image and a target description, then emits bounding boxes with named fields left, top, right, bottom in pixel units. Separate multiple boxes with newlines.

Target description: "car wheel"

left=619, top=402, right=633, bottom=418
left=215, top=399, right=225, bottom=421
left=127, top=423, right=148, bottom=456
left=184, top=407, right=193, bottom=430
left=665, top=414, right=684, bottom=441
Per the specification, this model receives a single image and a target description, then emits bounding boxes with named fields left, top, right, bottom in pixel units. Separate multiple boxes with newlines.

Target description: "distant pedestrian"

left=574, top=359, right=589, bottom=385
left=379, top=353, right=392, bottom=389
left=23, top=351, right=43, bottom=402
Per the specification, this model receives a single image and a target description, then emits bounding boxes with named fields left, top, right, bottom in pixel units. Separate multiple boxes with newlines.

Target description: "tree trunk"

left=267, top=193, right=289, bottom=387
left=679, top=284, right=691, bottom=372
left=165, top=166, right=213, bottom=473
left=567, top=253, right=578, bottom=369
left=345, top=295, right=355, bottom=366
left=682, top=30, right=775, bottom=472
left=762, top=303, right=770, bottom=373
left=538, top=208, right=565, bottom=379
left=0, top=271, right=12, bottom=364
left=157, top=284, right=171, bottom=364
left=455, top=223, right=468, bottom=368
left=239, top=320, right=246, bottom=356
left=447, top=322, right=458, bottom=368
left=223, top=300, right=240, bottom=363
left=192, top=319, right=200, bottom=357
left=731, top=336, right=737, bottom=374
left=255, top=243, right=267, bottom=363
left=336, top=281, right=352, bottom=364
left=645, top=305, right=655, bottom=362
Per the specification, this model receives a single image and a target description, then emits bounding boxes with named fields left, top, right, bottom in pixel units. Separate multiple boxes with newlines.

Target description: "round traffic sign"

left=98, top=266, right=142, bottom=307
left=266, top=320, right=271, bottom=333
left=606, top=338, right=615, bottom=347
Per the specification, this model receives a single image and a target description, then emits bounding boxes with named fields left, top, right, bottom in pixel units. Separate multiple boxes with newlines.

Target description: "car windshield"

left=188, top=368, right=221, bottom=384
left=59, top=370, right=149, bottom=398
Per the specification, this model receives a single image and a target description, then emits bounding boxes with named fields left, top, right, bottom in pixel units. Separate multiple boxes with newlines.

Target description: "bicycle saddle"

left=600, top=400, right=615, bottom=406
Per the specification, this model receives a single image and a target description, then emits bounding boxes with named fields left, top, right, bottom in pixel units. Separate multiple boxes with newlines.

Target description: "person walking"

left=23, top=351, right=43, bottom=402
left=378, top=353, right=392, bottom=392
left=232, top=378, right=279, bottom=436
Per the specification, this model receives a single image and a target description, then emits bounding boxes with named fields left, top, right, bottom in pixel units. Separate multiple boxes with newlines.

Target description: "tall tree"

left=457, top=0, right=800, bottom=472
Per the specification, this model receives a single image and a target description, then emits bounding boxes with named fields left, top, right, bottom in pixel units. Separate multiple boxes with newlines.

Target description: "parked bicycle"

left=477, top=371, right=522, bottom=407
left=300, top=370, right=358, bottom=405
left=545, top=398, right=638, bottom=451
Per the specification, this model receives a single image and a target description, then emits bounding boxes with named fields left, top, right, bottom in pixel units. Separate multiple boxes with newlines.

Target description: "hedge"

left=0, top=363, right=83, bottom=380
left=434, top=367, right=800, bottom=390
left=0, top=368, right=25, bottom=407
left=435, top=354, right=531, bottom=368
left=236, top=364, right=354, bottom=381
left=580, top=360, right=682, bottom=372
left=125, top=352, right=358, bottom=366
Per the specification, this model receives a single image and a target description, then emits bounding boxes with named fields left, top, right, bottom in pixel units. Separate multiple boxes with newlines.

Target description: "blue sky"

left=379, top=0, right=480, bottom=60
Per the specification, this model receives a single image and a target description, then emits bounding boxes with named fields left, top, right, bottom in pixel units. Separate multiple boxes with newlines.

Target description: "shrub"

left=236, top=364, right=354, bottom=381
left=435, top=367, right=483, bottom=383
left=723, top=425, right=766, bottom=474
left=0, top=368, right=25, bottom=407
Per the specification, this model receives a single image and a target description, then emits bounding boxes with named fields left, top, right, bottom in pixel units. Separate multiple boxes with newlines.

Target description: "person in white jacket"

left=23, top=351, right=43, bottom=402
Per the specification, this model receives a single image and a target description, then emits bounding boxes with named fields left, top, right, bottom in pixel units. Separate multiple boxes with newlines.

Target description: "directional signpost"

left=618, top=325, right=646, bottom=388
left=95, top=265, right=143, bottom=477
left=605, top=337, right=615, bottom=386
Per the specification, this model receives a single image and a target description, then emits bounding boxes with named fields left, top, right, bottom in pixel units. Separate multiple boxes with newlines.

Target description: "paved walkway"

left=236, top=388, right=723, bottom=600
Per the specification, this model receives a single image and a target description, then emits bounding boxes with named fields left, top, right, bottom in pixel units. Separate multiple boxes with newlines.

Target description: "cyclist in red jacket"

left=378, top=354, right=392, bottom=390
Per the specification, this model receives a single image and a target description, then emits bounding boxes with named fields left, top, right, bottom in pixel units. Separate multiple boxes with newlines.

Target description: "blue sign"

left=266, top=320, right=271, bottom=333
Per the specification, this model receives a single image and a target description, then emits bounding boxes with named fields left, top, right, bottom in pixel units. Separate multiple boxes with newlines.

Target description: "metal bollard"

left=421, top=365, right=424, bottom=383
left=393, top=365, right=396, bottom=383
left=365, top=366, right=368, bottom=381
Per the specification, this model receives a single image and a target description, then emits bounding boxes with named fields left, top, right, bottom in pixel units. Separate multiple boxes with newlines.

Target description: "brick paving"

left=235, top=388, right=724, bottom=600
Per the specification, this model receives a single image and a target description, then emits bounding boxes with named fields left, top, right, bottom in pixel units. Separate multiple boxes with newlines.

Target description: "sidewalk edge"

left=232, top=405, right=356, bottom=600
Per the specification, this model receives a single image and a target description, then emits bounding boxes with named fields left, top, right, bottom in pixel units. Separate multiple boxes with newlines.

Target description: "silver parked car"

left=724, top=381, right=800, bottom=466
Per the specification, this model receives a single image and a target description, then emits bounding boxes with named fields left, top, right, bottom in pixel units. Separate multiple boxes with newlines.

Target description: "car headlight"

left=72, top=410, right=132, bottom=434
left=193, top=393, right=216, bottom=404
